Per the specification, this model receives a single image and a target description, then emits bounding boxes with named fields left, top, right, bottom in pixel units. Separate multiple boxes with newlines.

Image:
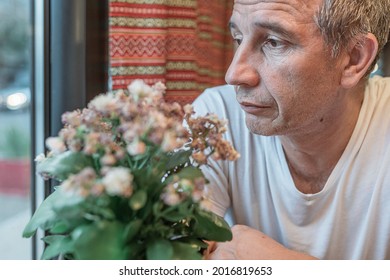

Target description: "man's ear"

left=340, top=33, right=378, bottom=88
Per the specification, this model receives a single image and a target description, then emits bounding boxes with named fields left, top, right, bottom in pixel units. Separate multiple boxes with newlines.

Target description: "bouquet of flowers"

left=23, top=80, right=239, bottom=260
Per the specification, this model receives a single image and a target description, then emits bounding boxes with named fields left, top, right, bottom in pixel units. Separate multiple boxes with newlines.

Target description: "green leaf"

left=22, top=189, right=62, bottom=238
left=49, top=220, right=70, bottom=234
left=165, top=149, right=192, bottom=170
left=71, top=221, right=127, bottom=260
left=129, top=190, right=147, bottom=211
left=41, top=235, right=73, bottom=260
left=175, top=237, right=208, bottom=249
left=193, top=208, right=232, bottom=242
left=152, top=202, right=164, bottom=216
left=138, top=199, right=153, bottom=220
left=146, top=239, right=173, bottom=260
left=162, top=210, right=188, bottom=222
left=132, top=168, right=164, bottom=195
left=53, top=192, right=84, bottom=210
left=50, top=194, right=87, bottom=229
left=171, top=242, right=203, bottom=260
left=160, top=201, right=192, bottom=222
left=126, top=241, right=145, bottom=260
left=174, top=166, right=204, bottom=180
left=37, top=151, right=94, bottom=181
left=82, top=196, right=115, bottom=220
left=123, top=219, right=143, bottom=243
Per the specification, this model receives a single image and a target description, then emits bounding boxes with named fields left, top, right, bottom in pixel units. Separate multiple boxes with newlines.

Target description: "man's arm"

left=204, top=225, right=317, bottom=260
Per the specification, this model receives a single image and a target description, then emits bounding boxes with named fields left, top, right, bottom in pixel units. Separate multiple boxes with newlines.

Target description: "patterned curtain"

left=109, top=0, right=233, bottom=105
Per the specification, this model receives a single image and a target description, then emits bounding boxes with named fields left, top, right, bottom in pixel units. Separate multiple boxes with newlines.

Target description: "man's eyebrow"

left=254, top=21, right=294, bottom=39
left=228, top=20, right=295, bottom=40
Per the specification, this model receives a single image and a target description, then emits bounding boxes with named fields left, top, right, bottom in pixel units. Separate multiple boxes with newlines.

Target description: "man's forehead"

left=233, top=0, right=318, bottom=9
left=234, top=0, right=297, bottom=3
left=231, top=0, right=319, bottom=22
left=233, top=0, right=318, bottom=3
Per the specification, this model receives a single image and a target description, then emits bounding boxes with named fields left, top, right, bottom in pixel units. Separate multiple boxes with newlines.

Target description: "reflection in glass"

left=0, top=0, right=32, bottom=259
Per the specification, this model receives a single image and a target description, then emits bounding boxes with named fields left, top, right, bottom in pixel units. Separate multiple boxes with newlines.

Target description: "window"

left=0, top=0, right=108, bottom=260
left=0, top=0, right=32, bottom=260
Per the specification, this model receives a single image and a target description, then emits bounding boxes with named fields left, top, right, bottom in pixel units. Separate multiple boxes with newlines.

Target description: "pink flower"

left=126, top=138, right=146, bottom=156
left=161, top=183, right=182, bottom=206
left=100, top=153, right=117, bottom=166
left=183, top=104, right=194, bottom=115
left=161, top=130, right=180, bottom=151
left=61, top=167, right=97, bottom=197
left=192, top=151, right=207, bottom=165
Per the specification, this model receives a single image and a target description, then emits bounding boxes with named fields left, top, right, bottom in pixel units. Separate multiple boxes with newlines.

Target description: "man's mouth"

left=239, top=102, right=272, bottom=115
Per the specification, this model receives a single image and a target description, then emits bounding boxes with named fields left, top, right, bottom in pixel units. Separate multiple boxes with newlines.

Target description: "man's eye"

left=261, top=36, right=291, bottom=55
left=265, top=38, right=283, bottom=48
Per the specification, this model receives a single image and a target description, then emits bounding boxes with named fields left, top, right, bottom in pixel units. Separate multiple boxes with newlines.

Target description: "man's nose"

left=225, top=44, right=260, bottom=87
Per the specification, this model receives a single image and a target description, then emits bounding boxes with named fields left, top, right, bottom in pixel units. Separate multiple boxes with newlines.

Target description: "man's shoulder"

left=192, top=84, right=238, bottom=116
left=195, top=84, right=236, bottom=103
left=203, top=84, right=235, bottom=94
left=367, top=76, right=390, bottom=99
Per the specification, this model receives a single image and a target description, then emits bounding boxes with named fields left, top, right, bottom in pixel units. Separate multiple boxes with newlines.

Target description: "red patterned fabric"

left=109, top=0, right=233, bottom=105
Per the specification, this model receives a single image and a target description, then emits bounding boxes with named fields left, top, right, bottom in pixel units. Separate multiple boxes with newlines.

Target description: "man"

left=193, top=0, right=390, bottom=259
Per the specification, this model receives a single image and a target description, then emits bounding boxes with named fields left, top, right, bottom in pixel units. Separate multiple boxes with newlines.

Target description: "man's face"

left=226, top=0, right=345, bottom=137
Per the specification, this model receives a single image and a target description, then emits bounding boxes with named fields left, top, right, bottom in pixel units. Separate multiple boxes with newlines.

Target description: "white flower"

left=152, top=81, right=166, bottom=95
left=45, top=137, right=66, bottom=154
left=127, top=79, right=153, bottom=101
left=34, top=153, right=46, bottom=163
left=88, top=92, right=116, bottom=113
left=61, top=110, right=82, bottom=126
left=102, top=167, right=133, bottom=197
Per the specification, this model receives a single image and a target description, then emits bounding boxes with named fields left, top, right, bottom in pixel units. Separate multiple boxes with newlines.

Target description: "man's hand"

left=204, top=225, right=317, bottom=260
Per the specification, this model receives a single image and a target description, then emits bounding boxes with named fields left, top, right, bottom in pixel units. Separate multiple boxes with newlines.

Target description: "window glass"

left=0, top=0, right=32, bottom=259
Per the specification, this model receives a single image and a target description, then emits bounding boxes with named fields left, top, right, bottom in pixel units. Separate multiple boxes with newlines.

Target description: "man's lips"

left=239, top=102, right=272, bottom=115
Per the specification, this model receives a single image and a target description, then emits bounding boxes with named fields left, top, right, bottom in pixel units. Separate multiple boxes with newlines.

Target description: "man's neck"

left=279, top=88, right=365, bottom=194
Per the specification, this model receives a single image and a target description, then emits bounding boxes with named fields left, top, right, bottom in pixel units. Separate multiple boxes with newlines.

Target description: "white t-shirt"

left=192, top=76, right=390, bottom=260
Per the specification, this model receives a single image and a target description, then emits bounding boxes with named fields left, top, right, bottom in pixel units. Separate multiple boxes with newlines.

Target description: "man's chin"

left=245, top=118, right=280, bottom=136
left=246, top=123, right=276, bottom=136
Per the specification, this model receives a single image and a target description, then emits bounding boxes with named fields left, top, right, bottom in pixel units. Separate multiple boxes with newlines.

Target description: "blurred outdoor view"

left=0, top=0, right=32, bottom=259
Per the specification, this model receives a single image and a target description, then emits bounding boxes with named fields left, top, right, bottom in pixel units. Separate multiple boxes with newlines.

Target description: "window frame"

left=30, top=0, right=108, bottom=259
